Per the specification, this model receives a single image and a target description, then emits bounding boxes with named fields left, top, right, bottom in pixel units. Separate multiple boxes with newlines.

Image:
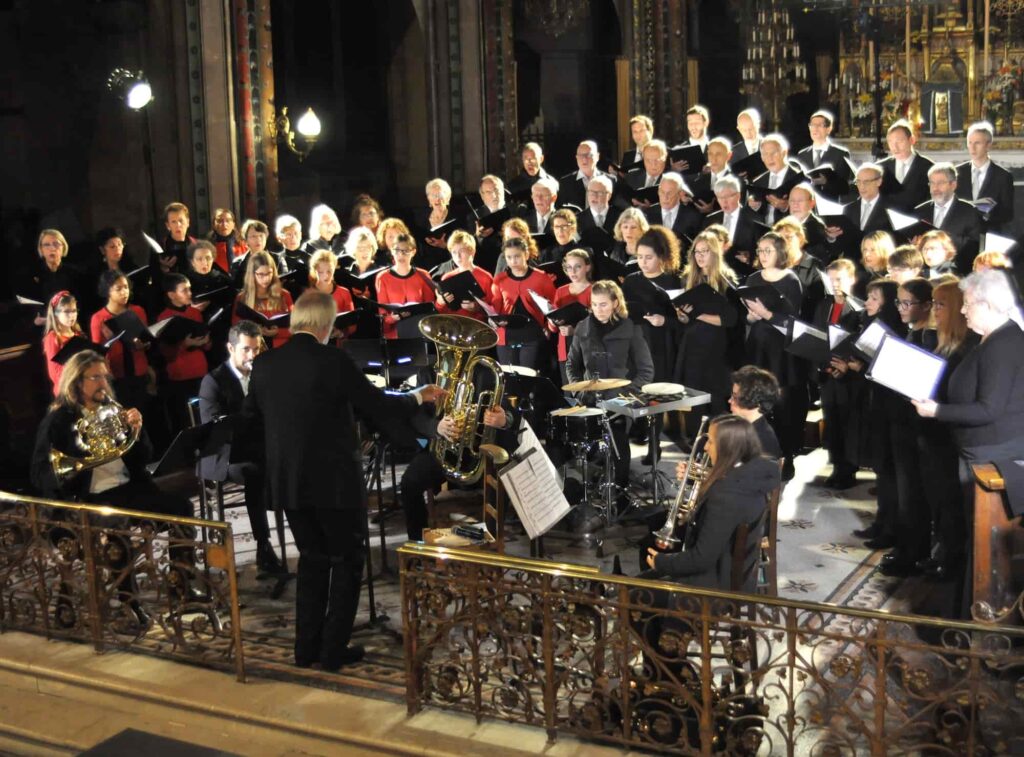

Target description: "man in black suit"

left=823, top=163, right=892, bottom=260
left=576, top=175, right=620, bottom=255
left=747, top=133, right=804, bottom=226
left=620, top=115, right=654, bottom=172
left=506, top=142, right=552, bottom=204
left=787, top=182, right=832, bottom=261
left=626, top=139, right=667, bottom=193
left=692, top=137, right=737, bottom=215
left=956, top=120, right=1015, bottom=233
left=558, top=140, right=614, bottom=210
left=523, top=176, right=560, bottom=234
left=729, top=107, right=762, bottom=166
left=878, top=119, right=933, bottom=212
left=796, top=109, right=853, bottom=200
left=645, top=171, right=701, bottom=252
left=915, top=162, right=982, bottom=271
left=670, top=104, right=711, bottom=175
left=243, top=291, right=443, bottom=670
left=198, top=320, right=284, bottom=577
left=704, top=175, right=765, bottom=273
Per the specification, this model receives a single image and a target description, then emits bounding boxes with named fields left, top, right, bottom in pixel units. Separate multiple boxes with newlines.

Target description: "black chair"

left=186, top=398, right=289, bottom=566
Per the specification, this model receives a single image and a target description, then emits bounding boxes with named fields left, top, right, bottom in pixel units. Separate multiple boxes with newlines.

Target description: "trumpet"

left=652, top=415, right=711, bottom=552
left=50, top=398, right=141, bottom=483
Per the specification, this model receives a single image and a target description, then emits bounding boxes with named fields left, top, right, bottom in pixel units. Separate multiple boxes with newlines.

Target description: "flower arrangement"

left=982, top=61, right=1023, bottom=133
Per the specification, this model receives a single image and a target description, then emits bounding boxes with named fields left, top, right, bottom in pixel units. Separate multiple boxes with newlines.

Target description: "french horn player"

left=398, top=315, right=520, bottom=542
left=31, top=349, right=193, bottom=520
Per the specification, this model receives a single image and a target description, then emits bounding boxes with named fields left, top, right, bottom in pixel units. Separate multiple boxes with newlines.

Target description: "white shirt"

left=90, top=457, right=130, bottom=494
left=536, top=210, right=552, bottom=232
left=661, top=204, right=678, bottom=230
left=590, top=206, right=608, bottom=228
left=575, top=168, right=595, bottom=188
left=933, top=198, right=952, bottom=228
left=895, top=154, right=915, bottom=183
left=228, top=359, right=250, bottom=396
left=644, top=173, right=658, bottom=188
left=810, top=140, right=831, bottom=166
left=722, top=210, right=738, bottom=239
left=744, top=139, right=760, bottom=155
left=971, top=160, right=990, bottom=200
left=859, top=197, right=877, bottom=230
left=691, top=136, right=708, bottom=151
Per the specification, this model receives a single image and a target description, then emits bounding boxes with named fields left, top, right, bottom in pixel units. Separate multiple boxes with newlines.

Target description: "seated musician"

left=728, top=366, right=783, bottom=460
left=198, top=320, right=285, bottom=577
left=399, top=388, right=519, bottom=542
left=643, top=414, right=780, bottom=592
left=566, top=279, right=654, bottom=507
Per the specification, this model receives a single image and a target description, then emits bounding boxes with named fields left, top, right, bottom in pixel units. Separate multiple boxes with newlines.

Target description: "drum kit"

left=547, top=378, right=707, bottom=543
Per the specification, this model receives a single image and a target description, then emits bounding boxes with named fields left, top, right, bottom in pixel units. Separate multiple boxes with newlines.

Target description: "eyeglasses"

left=896, top=299, right=925, bottom=309
left=393, top=248, right=414, bottom=255
left=854, top=177, right=882, bottom=185
left=552, top=224, right=572, bottom=231
left=82, top=373, right=110, bottom=384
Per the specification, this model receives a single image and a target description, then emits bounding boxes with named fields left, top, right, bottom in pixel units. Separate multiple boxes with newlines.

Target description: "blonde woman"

left=234, top=252, right=293, bottom=348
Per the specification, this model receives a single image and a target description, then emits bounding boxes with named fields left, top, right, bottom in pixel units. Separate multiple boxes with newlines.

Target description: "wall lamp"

left=107, top=68, right=154, bottom=110
left=268, top=106, right=321, bottom=161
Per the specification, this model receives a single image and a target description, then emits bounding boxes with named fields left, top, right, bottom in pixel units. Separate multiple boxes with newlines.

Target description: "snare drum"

left=548, top=407, right=607, bottom=445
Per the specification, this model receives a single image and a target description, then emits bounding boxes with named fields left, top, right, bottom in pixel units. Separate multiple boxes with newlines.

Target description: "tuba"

left=50, top=398, right=142, bottom=483
left=419, top=314, right=505, bottom=485
left=652, top=415, right=711, bottom=552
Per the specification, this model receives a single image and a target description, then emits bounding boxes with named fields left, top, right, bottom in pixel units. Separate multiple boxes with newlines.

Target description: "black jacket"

left=566, top=316, right=655, bottom=399
left=879, top=152, right=934, bottom=212
left=646, top=203, right=702, bottom=250
left=955, top=160, right=1015, bottom=232
left=653, top=456, right=781, bottom=591
left=795, top=142, right=854, bottom=200
left=913, top=197, right=982, bottom=271
left=243, top=332, right=419, bottom=511
left=198, top=361, right=260, bottom=481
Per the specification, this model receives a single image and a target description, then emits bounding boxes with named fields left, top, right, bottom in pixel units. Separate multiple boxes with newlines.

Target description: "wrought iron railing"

left=0, top=490, right=245, bottom=681
left=399, top=544, right=1024, bottom=755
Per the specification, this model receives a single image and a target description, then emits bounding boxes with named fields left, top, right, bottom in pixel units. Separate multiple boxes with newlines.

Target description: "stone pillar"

left=480, top=0, right=519, bottom=178
left=628, top=0, right=687, bottom=145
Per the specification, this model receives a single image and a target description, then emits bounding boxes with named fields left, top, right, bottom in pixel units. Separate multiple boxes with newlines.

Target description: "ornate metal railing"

left=0, top=491, right=245, bottom=681
left=400, top=544, right=1024, bottom=756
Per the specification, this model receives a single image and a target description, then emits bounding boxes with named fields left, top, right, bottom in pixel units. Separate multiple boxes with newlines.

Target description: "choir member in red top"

left=491, top=237, right=556, bottom=370
left=206, top=208, right=246, bottom=274
left=42, top=290, right=84, bottom=395
left=436, top=230, right=495, bottom=322
left=158, top=273, right=211, bottom=433
left=308, top=249, right=356, bottom=341
left=375, top=233, right=436, bottom=339
left=91, top=270, right=153, bottom=415
left=549, top=248, right=593, bottom=384
left=234, top=252, right=293, bottom=349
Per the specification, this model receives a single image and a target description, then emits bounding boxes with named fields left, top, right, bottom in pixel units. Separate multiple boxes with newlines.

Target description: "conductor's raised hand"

left=417, top=384, right=448, bottom=404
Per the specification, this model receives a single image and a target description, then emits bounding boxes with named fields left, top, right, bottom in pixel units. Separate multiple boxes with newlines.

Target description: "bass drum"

left=548, top=408, right=606, bottom=446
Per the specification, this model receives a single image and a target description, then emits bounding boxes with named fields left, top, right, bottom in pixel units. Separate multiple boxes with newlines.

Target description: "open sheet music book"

left=499, top=420, right=571, bottom=540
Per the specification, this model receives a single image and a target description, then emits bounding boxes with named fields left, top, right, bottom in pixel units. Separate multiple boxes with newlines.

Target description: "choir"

left=16, top=108, right=1023, bottom=620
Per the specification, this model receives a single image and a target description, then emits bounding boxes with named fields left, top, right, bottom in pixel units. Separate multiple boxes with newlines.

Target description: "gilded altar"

left=834, top=0, right=1024, bottom=137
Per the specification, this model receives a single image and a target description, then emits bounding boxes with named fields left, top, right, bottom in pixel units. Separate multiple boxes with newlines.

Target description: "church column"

left=480, top=0, right=519, bottom=178
left=628, top=0, right=687, bottom=145
left=230, top=0, right=279, bottom=222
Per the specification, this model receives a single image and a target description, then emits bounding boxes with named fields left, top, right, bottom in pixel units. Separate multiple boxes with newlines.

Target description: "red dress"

left=312, top=283, right=357, bottom=339
left=490, top=268, right=557, bottom=346
left=157, top=305, right=209, bottom=381
left=552, top=284, right=592, bottom=362
left=42, top=330, right=80, bottom=395
left=233, top=290, right=294, bottom=348
left=375, top=267, right=435, bottom=339
left=438, top=267, right=495, bottom=322
left=91, top=306, right=150, bottom=380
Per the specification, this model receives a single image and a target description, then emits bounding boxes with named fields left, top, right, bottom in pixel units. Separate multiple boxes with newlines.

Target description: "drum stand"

left=634, top=415, right=675, bottom=508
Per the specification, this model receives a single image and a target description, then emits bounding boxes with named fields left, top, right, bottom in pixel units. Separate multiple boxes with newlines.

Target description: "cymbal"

left=562, top=377, right=631, bottom=392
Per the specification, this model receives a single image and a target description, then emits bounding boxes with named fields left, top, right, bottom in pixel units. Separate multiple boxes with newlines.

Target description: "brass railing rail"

left=0, top=490, right=245, bottom=681
left=399, top=543, right=1024, bottom=756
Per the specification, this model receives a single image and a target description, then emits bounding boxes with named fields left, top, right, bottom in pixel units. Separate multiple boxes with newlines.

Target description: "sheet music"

left=853, top=320, right=889, bottom=359
left=812, top=192, right=845, bottom=216
left=867, top=333, right=947, bottom=401
left=817, top=268, right=835, bottom=296
left=527, top=289, right=553, bottom=315
left=791, top=320, right=826, bottom=342
left=499, top=420, right=571, bottom=540
left=828, top=324, right=850, bottom=349
left=142, top=231, right=163, bottom=254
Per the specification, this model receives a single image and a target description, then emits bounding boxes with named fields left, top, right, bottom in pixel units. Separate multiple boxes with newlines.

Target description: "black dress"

left=672, top=283, right=738, bottom=413
left=622, top=271, right=683, bottom=384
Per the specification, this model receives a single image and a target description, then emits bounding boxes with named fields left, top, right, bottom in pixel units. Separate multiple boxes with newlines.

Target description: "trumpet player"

left=31, top=350, right=192, bottom=519
left=642, top=415, right=779, bottom=592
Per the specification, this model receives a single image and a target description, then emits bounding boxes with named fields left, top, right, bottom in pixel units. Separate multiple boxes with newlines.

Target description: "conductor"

left=244, top=290, right=444, bottom=670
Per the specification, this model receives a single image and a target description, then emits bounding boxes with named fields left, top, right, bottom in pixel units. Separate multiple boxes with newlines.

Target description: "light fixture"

left=268, top=106, right=321, bottom=161
left=107, top=68, right=154, bottom=110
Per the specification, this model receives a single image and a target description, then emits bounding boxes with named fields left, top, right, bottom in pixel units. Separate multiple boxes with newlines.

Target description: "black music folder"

left=476, top=206, right=512, bottom=235
left=784, top=319, right=830, bottom=364
left=51, top=335, right=109, bottom=365
left=731, top=151, right=766, bottom=179
left=438, top=270, right=487, bottom=303
left=736, top=284, right=795, bottom=315
left=234, top=302, right=291, bottom=329
left=669, top=283, right=728, bottom=317
left=335, top=265, right=385, bottom=290
left=545, top=301, right=589, bottom=327
left=669, top=144, right=707, bottom=174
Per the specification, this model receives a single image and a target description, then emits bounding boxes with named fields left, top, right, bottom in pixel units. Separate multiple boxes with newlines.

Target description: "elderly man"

left=506, top=141, right=552, bottom=201
left=524, top=176, right=560, bottom=234
left=955, top=121, right=1015, bottom=233
left=915, top=162, right=982, bottom=270
left=472, top=174, right=508, bottom=272
left=796, top=109, right=854, bottom=200
left=692, top=137, right=737, bottom=213
left=626, top=139, right=668, bottom=194
left=558, top=140, right=614, bottom=210
left=244, top=290, right=443, bottom=670
left=703, top=175, right=764, bottom=270
left=824, top=162, right=892, bottom=259
left=577, top=174, right=620, bottom=255
left=747, top=133, right=804, bottom=226
left=879, top=119, right=934, bottom=212
left=646, top=171, right=701, bottom=249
